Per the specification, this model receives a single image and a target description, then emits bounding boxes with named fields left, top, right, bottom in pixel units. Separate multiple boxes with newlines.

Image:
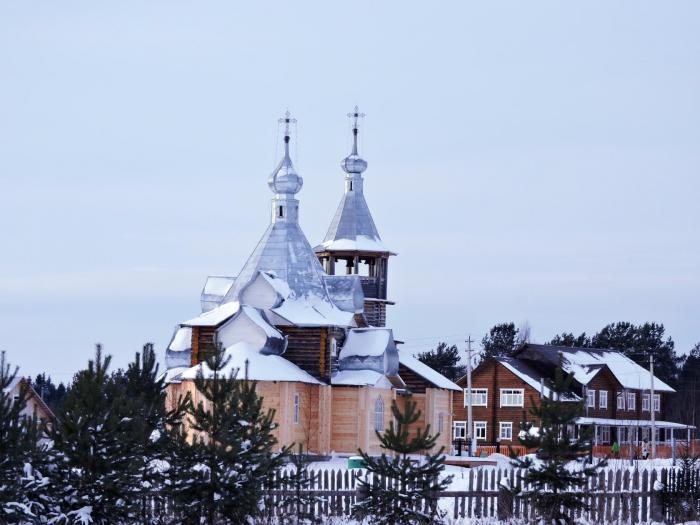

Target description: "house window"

left=499, top=422, right=513, bottom=441
left=618, top=427, right=627, bottom=443
left=587, top=389, right=596, bottom=408
left=453, top=421, right=466, bottom=440
left=642, top=427, right=650, bottom=441
left=500, top=389, right=524, bottom=407
left=617, top=392, right=625, bottom=410
left=438, top=413, right=444, bottom=433
left=293, top=394, right=300, bottom=425
left=642, top=394, right=650, bottom=411
left=474, top=421, right=487, bottom=440
left=627, top=393, right=636, bottom=411
left=374, top=397, right=384, bottom=432
left=653, top=394, right=660, bottom=412
left=464, top=388, right=488, bottom=407
left=600, top=426, right=611, bottom=444
left=599, top=390, right=608, bottom=409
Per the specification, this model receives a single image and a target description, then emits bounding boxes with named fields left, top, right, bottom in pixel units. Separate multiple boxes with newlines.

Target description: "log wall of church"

left=363, top=301, right=386, bottom=327
left=279, top=326, right=346, bottom=381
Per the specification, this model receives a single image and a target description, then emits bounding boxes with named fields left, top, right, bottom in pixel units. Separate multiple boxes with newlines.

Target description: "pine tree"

left=49, top=345, right=139, bottom=524
left=112, top=343, right=188, bottom=524
left=353, top=398, right=452, bottom=525
left=512, top=364, right=606, bottom=524
left=184, top=346, right=287, bottom=525
left=0, top=352, right=54, bottom=523
left=480, top=322, right=521, bottom=362
left=416, top=342, right=465, bottom=381
left=548, top=332, right=591, bottom=348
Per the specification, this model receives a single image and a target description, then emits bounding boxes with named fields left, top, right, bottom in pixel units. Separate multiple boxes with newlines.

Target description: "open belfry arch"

left=164, top=109, right=460, bottom=455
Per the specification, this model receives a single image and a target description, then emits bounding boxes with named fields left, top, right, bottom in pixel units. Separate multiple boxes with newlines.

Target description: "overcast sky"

left=1, top=1, right=698, bottom=382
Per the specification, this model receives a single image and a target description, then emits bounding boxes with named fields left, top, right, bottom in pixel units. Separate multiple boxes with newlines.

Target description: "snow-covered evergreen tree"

left=353, top=398, right=452, bottom=525
left=114, top=343, right=187, bottom=524
left=512, top=364, right=606, bottom=524
left=185, top=346, right=288, bottom=525
left=49, top=345, right=139, bottom=524
left=274, top=444, right=323, bottom=525
left=0, top=351, right=54, bottom=523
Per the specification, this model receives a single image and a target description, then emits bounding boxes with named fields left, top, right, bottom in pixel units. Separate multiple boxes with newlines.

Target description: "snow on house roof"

left=398, top=351, right=461, bottom=391
left=518, top=345, right=675, bottom=393
left=183, top=301, right=240, bottom=327
left=175, top=342, right=322, bottom=385
left=497, top=357, right=581, bottom=401
left=331, top=369, right=393, bottom=389
left=576, top=417, right=694, bottom=430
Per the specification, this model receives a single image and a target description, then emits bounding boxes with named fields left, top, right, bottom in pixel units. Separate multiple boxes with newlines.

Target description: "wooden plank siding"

left=453, top=359, right=541, bottom=445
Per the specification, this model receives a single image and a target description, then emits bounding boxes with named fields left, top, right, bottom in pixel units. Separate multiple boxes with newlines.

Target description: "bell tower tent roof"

left=315, top=107, right=392, bottom=255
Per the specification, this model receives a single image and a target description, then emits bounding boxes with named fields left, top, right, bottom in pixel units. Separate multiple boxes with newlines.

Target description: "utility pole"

left=466, top=335, right=475, bottom=456
left=650, top=355, right=656, bottom=459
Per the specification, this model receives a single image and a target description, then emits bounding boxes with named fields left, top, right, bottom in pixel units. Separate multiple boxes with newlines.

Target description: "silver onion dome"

left=341, top=153, right=367, bottom=175
left=341, top=106, right=367, bottom=174
left=268, top=112, right=303, bottom=195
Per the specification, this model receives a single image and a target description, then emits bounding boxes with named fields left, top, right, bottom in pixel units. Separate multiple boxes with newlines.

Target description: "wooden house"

left=165, top=111, right=460, bottom=456
left=452, top=344, right=691, bottom=447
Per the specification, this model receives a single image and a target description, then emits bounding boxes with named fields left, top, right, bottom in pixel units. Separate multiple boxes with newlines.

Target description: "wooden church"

left=164, top=109, right=460, bottom=455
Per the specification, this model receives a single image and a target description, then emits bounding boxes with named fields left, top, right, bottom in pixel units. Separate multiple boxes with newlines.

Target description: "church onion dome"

left=341, top=106, right=368, bottom=174
left=268, top=111, right=303, bottom=195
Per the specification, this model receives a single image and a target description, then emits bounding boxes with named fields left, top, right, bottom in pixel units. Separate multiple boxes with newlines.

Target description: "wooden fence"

left=262, top=466, right=691, bottom=524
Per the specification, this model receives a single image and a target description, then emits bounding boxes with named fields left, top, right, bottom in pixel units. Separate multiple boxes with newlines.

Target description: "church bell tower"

left=315, top=107, right=395, bottom=327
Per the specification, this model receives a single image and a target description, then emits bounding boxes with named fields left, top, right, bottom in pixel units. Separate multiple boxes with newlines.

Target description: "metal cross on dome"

left=279, top=110, right=296, bottom=139
left=347, top=105, right=365, bottom=133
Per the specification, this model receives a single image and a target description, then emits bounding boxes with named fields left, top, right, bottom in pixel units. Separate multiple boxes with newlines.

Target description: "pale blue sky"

left=1, top=1, right=698, bottom=381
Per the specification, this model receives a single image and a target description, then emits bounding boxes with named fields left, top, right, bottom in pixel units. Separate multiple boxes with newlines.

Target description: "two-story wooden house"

left=453, top=344, right=692, bottom=448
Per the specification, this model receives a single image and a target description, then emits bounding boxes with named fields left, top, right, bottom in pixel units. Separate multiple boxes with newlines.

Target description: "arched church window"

left=374, top=397, right=384, bottom=432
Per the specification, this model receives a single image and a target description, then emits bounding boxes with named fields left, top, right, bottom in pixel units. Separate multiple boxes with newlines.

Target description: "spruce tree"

left=184, top=346, right=287, bottom=525
left=275, top=444, right=323, bottom=524
left=353, top=398, right=452, bottom=525
left=512, top=364, right=606, bottom=524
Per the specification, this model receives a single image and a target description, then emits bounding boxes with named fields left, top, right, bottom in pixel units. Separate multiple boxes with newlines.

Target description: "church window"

left=293, top=393, right=300, bottom=425
left=374, top=397, right=384, bottom=432
left=349, top=181, right=353, bottom=191
left=278, top=205, right=284, bottom=218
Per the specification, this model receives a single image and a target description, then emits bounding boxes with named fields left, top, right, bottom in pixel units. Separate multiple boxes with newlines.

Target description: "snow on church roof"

left=331, top=369, right=393, bottom=389
left=183, top=301, right=240, bottom=327
left=315, top=107, right=391, bottom=255
left=174, top=342, right=322, bottom=385
left=398, top=350, right=461, bottom=391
